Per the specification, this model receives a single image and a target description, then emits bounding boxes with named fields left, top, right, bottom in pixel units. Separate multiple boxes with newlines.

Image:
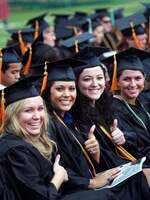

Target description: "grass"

left=0, top=0, right=149, bottom=47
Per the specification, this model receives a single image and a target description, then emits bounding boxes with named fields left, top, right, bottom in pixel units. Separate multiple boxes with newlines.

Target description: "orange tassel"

left=40, top=62, right=48, bottom=95
left=130, top=22, right=142, bottom=49
left=22, top=46, right=32, bottom=76
left=75, top=40, right=79, bottom=53
left=0, top=90, right=5, bottom=131
left=0, top=48, right=3, bottom=83
left=34, top=20, right=39, bottom=40
left=18, top=30, right=27, bottom=55
left=110, top=54, right=118, bottom=92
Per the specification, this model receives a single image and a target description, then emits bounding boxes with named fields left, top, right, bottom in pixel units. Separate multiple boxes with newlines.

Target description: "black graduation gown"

left=48, top=113, right=150, bottom=200
left=0, top=133, right=60, bottom=200
left=111, top=97, right=150, bottom=167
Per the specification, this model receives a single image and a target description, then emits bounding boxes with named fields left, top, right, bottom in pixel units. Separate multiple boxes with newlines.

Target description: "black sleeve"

left=6, top=146, right=60, bottom=200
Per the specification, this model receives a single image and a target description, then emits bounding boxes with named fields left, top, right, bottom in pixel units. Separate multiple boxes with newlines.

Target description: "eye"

left=97, top=76, right=104, bottom=80
left=23, top=108, right=33, bottom=113
left=56, top=87, right=63, bottom=92
left=135, top=76, right=143, bottom=81
left=69, top=87, right=76, bottom=91
left=38, top=106, right=44, bottom=111
left=83, top=77, right=91, bottom=82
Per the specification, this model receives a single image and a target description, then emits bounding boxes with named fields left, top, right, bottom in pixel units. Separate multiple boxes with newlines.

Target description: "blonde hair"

left=1, top=97, right=55, bottom=160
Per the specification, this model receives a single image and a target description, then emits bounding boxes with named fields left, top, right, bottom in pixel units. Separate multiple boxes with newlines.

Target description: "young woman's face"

left=17, top=96, right=45, bottom=136
left=50, top=81, right=76, bottom=115
left=118, top=70, right=145, bottom=102
left=78, top=66, right=105, bottom=101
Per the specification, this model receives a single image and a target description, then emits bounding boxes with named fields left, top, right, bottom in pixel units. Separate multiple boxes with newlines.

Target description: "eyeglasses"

left=102, top=20, right=111, bottom=24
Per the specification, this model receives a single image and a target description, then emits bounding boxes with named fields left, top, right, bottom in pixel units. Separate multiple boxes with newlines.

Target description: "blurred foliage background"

left=0, top=0, right=149, bottom=47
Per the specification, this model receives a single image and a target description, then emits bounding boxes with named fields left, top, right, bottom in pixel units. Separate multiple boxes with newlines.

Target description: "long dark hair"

left=72, top=64, right=114, bottom=128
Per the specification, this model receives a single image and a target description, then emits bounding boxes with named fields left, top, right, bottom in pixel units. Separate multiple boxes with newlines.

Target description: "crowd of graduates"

left=0, top=2, right=150, bottom=200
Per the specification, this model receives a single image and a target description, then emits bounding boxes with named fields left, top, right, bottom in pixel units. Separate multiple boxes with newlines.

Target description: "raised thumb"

left=112, top=119, right=118, bottom=131
left=88, top=125, right=96, bottom=138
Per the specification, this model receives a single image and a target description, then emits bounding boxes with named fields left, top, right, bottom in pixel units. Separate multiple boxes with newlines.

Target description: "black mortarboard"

left=2, top=45, right=21, bottom=64
left=142, top=3, right=150, bottom=11
left=114, top=8, right=124, bottom=19
left=55, top=26, right=74, bottom=40
left=73, top=11, right=88, bottom=20
left=73, top=45, right=108, bottom=76
left=31, top=58, right=86, bottom=82
left=61, top=32, right=94, bottom=48
left=103, top=47, right=150, bottom=73
left=115, top=12, right=146, bottom=37
left=8, top=28, right=35, bottom=43
left=52, top=13, right=70, bottom=25
left=26, top=13, right=49, bottom=32
left=3, top=76, right=40, bottom=106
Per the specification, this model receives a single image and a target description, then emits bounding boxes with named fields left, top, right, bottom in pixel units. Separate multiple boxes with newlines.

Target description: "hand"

left=89, top=167, right=121, bottom=189
left=51, top=155, right=68, bottom=190
left=84, top=125, right=100, bottom=162
left=111, top=119, right=126, bottom=145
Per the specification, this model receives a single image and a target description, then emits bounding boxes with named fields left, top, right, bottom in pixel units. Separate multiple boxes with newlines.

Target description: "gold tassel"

left=0, top=90, right=5, bottom=131
left=130, top=22, right=142, bottom=49
left=75, top=40, right=79, bottom=53
left=18, top=30, right=27, bottom=55
left=40, top=62, right=48, bottom=95
left=110, top=53, right=118, bottom=92
left=34, top=20, right=39, bottom=40
left=22, top=45, right=32, bottom=76
left=99, top=125, right=136, bottom=161
left=0, top=48, right=3, bottom=83
left=66, top=25, right=78, bottom=36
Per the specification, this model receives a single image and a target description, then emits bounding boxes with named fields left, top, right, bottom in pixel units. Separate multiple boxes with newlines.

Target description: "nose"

left=32, top=111, right=40, bottom=119
left=92, top=78, right=98, bottom=86
left=63, top=89, right=70, bottom=97
left=16, top=72, right=20, bottom=80
left=130, top=79, right=136, bottom=87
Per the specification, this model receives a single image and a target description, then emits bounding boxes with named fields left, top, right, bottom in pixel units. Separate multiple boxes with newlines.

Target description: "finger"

left=55, top=154, right=60, bottom=165
left=88, top=125, right=96, bottom=139
left=111, top=119, right=118, bottom=132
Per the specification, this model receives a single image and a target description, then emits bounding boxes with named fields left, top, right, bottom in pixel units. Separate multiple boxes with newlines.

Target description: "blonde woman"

left=0, top=76, right=68, bottom=200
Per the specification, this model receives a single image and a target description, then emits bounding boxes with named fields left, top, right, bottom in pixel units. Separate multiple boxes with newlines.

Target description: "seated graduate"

left=103, top=47, right=150, bottom=166
left=0, top=76, right=70, bottom=200
left=40, top=58, right=150, bottom=200
left=0, top=45, right=22, bottom=89
left=72, top=46, right=129, bottom=169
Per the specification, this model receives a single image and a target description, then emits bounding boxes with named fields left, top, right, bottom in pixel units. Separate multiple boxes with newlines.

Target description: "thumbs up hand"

left=84, top=125, right=100, bottom=162
left=111, top=119, right=126, bottom=145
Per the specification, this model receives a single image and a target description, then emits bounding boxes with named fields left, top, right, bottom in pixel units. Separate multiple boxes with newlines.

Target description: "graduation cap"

left=31, top=58, right=86, bottom=94
left=1, top=76, right=40, bottom=107
left=26, top=13, right=49, bottom=33
left=115, top=12, right=146, bottom=48
left=73, top=11, right=88, bottom=20
left=8, top=28, right=35, bottom=55
left=9, top=28, right=35, bottom=43
left=55, top=26, right=74, bottom=40
left=73, top=45, right=108, bottom=77
left=95, top=8, right=109, bottom=15
left=52, top=13, right=70, bottom=25
left=115, top=12, right=146, bottom=36
left=2, top=45, right=21, bottom=64
left=102, top=47, right=150, bottom=91
left=142, top=3, right=150, bottom=12
left=61, top=32, right=94, bottom=53
left=114, top=8, right=124, bottom=20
